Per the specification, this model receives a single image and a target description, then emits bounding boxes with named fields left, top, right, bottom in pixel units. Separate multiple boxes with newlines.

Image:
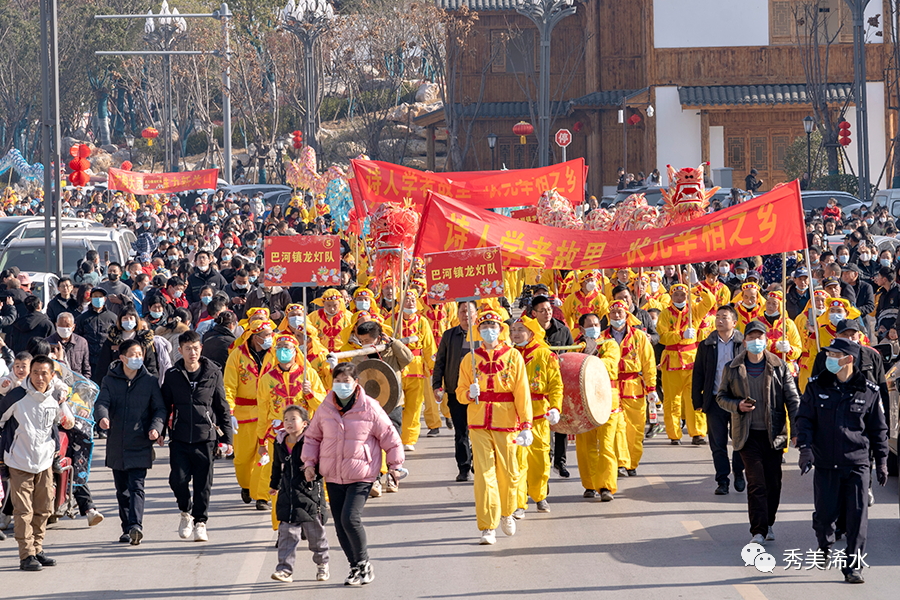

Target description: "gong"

left=356, top=359, right=400, bottom=414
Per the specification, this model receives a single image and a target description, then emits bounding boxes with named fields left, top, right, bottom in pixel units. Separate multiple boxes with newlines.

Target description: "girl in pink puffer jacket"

left=301, top=362, right=404, bottom=586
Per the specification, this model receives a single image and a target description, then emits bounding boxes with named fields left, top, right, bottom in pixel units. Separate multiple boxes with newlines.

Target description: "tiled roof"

left=451, top=101, right=569, bottom=118
left=568, top=89, right=638, bottom=107
left=678, top=83, right=853, bottom=107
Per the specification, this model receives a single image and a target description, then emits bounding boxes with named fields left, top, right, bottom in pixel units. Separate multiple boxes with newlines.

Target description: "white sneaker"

left=271, top=570, right=293, bottom=583
left=86, top=508, right=104, bottom=527
left=750, top=533, right=766, bottom=545
left=479, top=529, right=496, bottom=545
left=369, top=477, right=382, bottom=498
left=500, top=515, right=516, bottom=536
left=0, top=513, right=11, bottom=530
left=403, top=444, right=415, bottom=452
left=765, top=526, right=774, bottom=541
left=194, top=522, right=208, bottom=542
left=316, top=564, right=330, bottom=581
left=385, top=473, right=399, bottom=493
left=178, top=511, right=194, bottom=539
left=512, top=508, right=525, bottom=520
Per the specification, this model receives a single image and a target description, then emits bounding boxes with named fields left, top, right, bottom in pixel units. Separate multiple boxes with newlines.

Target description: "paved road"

left=1, top=422, right=896, bottom=600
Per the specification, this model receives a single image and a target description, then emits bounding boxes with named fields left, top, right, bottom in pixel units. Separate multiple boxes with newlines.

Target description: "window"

left=770, top=0, right=852, bottom=45
left=491, top=29, right=537, bottom=74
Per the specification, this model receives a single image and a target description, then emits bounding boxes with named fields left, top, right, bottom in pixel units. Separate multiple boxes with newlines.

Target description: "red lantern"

left=292, top=130, right=303, bottom=150
left=839, top=120, right=851, bottom=146
left=512, top=121, right=534, bottom=145
left=142, top=127, right=159, bottom=147
left=573, top=121, right=583, bottom=133
left=628, top=114, right=642, bottom=126
left=120, top=161, right=133, bottom=171
left=68, top=144, right=91, bottom=187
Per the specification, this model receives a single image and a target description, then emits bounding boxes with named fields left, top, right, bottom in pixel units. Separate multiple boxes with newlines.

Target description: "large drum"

left=549, top=352, right=612, bottom=435
left=356, top=359, right=401, bottom=414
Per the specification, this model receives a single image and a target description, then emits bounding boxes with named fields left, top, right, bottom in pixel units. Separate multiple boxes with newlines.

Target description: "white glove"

left=683, top=328, right=696, bottom=340
left=647, top=391, right=659, bottom=404
left=469, top=382, right=480, bottom=400
left=513, top=429, right=534, bottom=447
left=231, top=415, right=239, bottom=432
left=776, top=340, right=791, bottom=353
left=546, top=408, right=560, bottom=426
left=552, top=297, right=563, bottom=307
left=326, top=355, right=338, bottom=369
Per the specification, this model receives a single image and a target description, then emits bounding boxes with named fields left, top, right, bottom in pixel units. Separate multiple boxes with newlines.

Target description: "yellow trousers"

left=516, top=419, right=551, bottom=509
left=255, top=439, right=274, bottom=503
left=401, top=378, right=442, bottom=445
left=613, top=409, right=630, bottom=468
left=472, top=428, right=519, bottom=531
left=620, top=397, right=647, bottom=470
left=575, top=417, right=619, bottom=493
left=661, top=369, right=707, bottom=440
left=233, top=420, right=271, bottom=500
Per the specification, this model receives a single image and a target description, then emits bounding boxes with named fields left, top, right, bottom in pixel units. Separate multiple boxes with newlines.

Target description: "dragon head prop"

left=659, top=163, right=720, bottom=226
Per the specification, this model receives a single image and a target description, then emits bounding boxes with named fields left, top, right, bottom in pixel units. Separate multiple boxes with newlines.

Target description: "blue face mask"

left=610, top=319, right=626, bottom=329
left=150, top=310, right=164, bottom=319
left=882, top=258, right=892, bottom=268
left=746, top=339, right=766, bottom=354
left=288, top=315, right=305, bottom=329
left=249, top=275, right=258, bottom=283
left=333, top=381, right=355, bottom=399
left=838, top=255, right=849, bottom=265
left=121, top=319, right=136, bottom=331
left=276, top=347, right=295, bottom=364
left=479, top=327, right=500, bottom=343
left=260, top=336, right=273, bottom=350
left=584, top=326, right=602, bottom=339
left=736, top=272, right=747, bottom=281
left=91, top=297, right=106, bottom=309
left=200, top=296, right=212, bottom=305
left=825, top=356, right=843, bottom=374
left=125, top=356, right=143, bottom=370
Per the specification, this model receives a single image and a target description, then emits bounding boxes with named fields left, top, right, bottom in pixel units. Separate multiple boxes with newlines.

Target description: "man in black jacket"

left=840, top=264, right=875, bottom=317
left=785, top=267, right=810, bottom=320
left=693, top=305, right=745, bottom=495
left=8, top=296, right=54, bottom=354
left=161, top=331, right=233, bottom=543
left=74, top=289, right=119, bottom=378
left=46, top=277, right=78, bottom=325
left=432, top=301, right=477, bottom=482
left=186, top=251, right=228, bottom=304
left=530, top=295, right=574, bottom=478
left=717, top=320, right=800, bottom=546
left=797, top=338, right=888, bottom=584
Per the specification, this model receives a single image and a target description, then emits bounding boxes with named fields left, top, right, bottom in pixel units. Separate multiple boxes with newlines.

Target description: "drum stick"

left=302, top=286, right=308, bottom=385
left=548, top=344, right=584, bottom=352
left=327, top=336, right=420, bottom=360
left=467, top=306, right=478, bottom=405
left=804, top=248, right=821, bottom=351
left=684, top=265, right=693, bottom=331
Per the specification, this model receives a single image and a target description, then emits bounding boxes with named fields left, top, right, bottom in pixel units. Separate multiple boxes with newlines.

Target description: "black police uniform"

left=796, top=369, right=888, bottom=573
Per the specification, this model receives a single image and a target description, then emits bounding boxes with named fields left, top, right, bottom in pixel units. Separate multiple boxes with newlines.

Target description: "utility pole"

left=845, top=0, right=871, bottom=202
left=40, top=0, right=62, bottom=275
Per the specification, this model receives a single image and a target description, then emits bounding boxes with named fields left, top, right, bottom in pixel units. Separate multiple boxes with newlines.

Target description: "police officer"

left=796, top=338, right=889, bottom=584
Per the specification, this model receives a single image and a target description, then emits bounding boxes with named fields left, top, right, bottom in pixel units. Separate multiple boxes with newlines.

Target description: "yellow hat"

left=476, top=310, right=503, bottom=327
left=273, top=333, right=299, bottom=347
left=669, top=283, right=688, bottom=294
left=513, top=315, right=546, bottom=345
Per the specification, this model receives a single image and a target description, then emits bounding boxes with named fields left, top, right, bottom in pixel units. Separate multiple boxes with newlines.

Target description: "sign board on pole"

left=555, top=129, right=572, bottom=148
left=263, top=235, right=341, bottom=287
left=424, top=247, right=505, bottom=303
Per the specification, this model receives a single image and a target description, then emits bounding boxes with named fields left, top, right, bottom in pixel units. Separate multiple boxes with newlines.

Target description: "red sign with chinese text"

left=107, top=168, right=218, bottom=194
left=350, top=158, right=586, bottom=211
left=510, top=207, right=538, bottom=223
left=555, top=129, right=572, bottom=148
left=263, top=235, right=341, bottom=287
left=413, top=181, right=806, bottom=270
left=424, top=247, right=504, bottom=303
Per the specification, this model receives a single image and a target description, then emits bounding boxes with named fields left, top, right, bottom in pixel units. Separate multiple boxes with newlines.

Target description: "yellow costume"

left=457, top=311, right=532, bottom=532
left=513, top=317, right=562, bottom=511
left=308, top=289, right=352, bottom=352
left=657, top=284, right=715, bottom=442
left=734, top=282, right=765, bottom=332
left=601, top=303, right=657, bottom=471
left=642, top=273, right=671, bottom=312
left=796, top=290, right=829, bottom=393
left=223, top=319, right=276, bottom=502
left=398, top=295, right=439, bottom=446
left=562, top=272, right=610, bottom=332
left=759, top=291, right=802, bottom=377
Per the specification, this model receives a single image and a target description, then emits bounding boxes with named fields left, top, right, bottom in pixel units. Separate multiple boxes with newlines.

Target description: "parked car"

left=220, top=184, right=291, bottom=200
left=0, top=218, right=102, bottom=251
left=825, top=234, right=900, bottom=255
left=24, top=272, right=60, bottom=312
left=0, top=238, right=94, bottom=275
left=71, top=227, right=135, bottom=264
left=801, top=190, right=860, bottom=216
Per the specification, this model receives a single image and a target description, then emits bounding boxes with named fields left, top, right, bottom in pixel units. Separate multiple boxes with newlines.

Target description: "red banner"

left=510, top=207, right=538, bottom=223
left=263, top=235, right=341, bottom=287
left=413, top=181, right=806, bottom=269
left=424, top=247, right=504, bottom=303
left=108, top=168, right=218, bottom=194
left=350, top=158, right=585, bottom=211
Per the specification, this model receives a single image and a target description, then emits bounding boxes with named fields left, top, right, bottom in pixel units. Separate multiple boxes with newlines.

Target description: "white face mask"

left=57, top=327, right=73, bottom=339
left=584, top=281, right=596, bottom=293
left=649, top=281, right=659, bottom=293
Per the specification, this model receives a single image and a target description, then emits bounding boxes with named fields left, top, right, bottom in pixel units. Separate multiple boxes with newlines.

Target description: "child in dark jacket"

left=269, top=405, right=330, bottom=583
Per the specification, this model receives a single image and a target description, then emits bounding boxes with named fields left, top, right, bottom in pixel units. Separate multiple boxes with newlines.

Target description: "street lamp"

left=515, top=0, right=577, bottom=168
left=487, top=132, right=498, bottom=170
left=803, top=115, right=815, bottom=189
left=279, top=0, right=335, bottom=155
left=125, top=133, right=135, bottom=162
left=144, top=0, right=188, bottom=173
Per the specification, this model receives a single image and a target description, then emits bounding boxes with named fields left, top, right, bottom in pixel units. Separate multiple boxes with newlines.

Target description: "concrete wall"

left=654, top=0, right=769, bottom=48
left=841, top=81, right=887, bottom=189
left=655, top=86, right=701, bottom=186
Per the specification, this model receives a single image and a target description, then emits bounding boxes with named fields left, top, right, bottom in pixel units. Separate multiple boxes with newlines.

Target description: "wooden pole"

left=302, top=285, right=308, bottom=385
left=467, top=303, right=478, bottom=405
left=804, top=248, right=821, bottom=351
left=328, top=335, right=420, bottom=360
left=781, top=252, right=787, bottom=345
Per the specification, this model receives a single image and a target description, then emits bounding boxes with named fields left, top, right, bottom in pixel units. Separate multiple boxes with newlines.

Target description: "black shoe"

left=445, top=417, right=454, bottom=430
left=626, top=469, right=637, bottom=477
left=0, top=529, right=6, bottom=541
left=34, top=552, right=56, bottom=567
left=844, top=569, right=865, bottom=584
left=118, top=533, right=131, bottom=543
left=555, top=464, right=570, bottom=478
left=129, top=526, right=143, bottom=546
left=241, top=488, right=252, bottom=504
left=618, top=467, right=628, bottom=477
left=426, top=428, right=440, bottom=438
left=715, top=483, right=729, bottom=495
left=670, top=439, right=681, bottom=445
left=599, top=489, right=614, bottom=502
left=456, top=470, right=470, bottom=482
left=645, top=423, right=661, bottom=439
left=97, top=430, right=108, bottom=439
left=256, top=499, right=269, bottom=511
left=583, top=489, right=599, bottom=499
left=692, top=436, right=707, bottom=446
left=734, top=476, right=746, bottom=492
left=19, top=556, right=42, bottom=571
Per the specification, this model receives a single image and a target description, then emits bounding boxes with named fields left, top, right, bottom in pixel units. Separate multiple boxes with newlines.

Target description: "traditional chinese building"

left=427, top=0, right=891, bottom=196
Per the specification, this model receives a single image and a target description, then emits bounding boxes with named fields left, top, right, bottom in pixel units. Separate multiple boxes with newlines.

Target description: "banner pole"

left=467, top=302, right=478, bottom=405
left=302, top=285, right=308, bottom=385
left=804, top=248, right=821, bottom=351
left=781, top=252, right=788, bottom=346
